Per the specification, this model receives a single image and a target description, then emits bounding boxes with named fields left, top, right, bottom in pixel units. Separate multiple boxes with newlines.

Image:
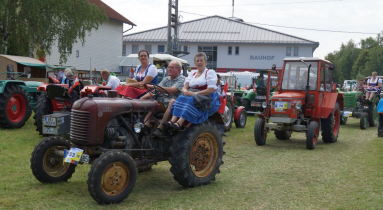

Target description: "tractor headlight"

left=262, top=102, right=267, bottom=108
left=134, top=122, right=144, bottom=133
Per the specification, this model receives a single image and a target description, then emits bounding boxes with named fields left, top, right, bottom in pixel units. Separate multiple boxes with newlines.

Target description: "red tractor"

left=254, top=58, right=343, bottom=150
left=34, top=79, right=111, bottom=135
left=30, top=84, right=224, bottom=204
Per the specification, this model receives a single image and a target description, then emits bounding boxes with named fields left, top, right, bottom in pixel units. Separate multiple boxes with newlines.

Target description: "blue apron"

left=135, top=64, right=158, bottom=84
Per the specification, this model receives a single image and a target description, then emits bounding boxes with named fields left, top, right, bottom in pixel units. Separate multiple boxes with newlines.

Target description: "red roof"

left=89, top=0, right=136, bottom=26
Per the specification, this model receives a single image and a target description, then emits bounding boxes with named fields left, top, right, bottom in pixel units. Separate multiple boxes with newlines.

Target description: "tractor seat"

left=46, top=85, right=70, bottom=100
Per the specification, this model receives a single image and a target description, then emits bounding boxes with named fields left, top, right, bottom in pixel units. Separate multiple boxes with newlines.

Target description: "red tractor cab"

left=254, top=58, right=343, bottom=150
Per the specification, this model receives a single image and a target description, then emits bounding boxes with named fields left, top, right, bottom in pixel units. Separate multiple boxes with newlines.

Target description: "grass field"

left=0, top=116, right=382, bottom=209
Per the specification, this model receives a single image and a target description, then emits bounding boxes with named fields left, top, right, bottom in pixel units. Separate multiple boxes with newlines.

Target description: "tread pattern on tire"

left=306, top=121, right=319, bottom=150
left=33, top=93, right=53, bottom=135
left=168, top=121, right=224, bottom=188
left=254, top=118, right=266, bottom=146
left=0, top=85, right=32, bottom=128
left=30, top=136, right=76, bottom=183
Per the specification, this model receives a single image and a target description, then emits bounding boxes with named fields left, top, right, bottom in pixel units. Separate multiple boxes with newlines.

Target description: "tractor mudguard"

left=0, top=80, right=26, bottom=93
left=234, top=106, right=245, bottom=121
left=318, top=92, right=339, bottom=118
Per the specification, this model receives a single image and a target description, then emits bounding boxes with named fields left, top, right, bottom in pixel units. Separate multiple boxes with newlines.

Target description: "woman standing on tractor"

left=166, top=52, right=220, bottom=129
left=366, top=71, right=381, bottom=101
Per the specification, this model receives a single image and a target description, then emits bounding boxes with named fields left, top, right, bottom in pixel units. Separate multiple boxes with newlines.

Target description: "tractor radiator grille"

left=70, top=110, right=90, bottom=143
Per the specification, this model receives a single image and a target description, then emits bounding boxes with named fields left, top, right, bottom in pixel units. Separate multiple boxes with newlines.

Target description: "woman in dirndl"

left=366, top=71, right=381, bottom=101
left=167, top=52, right=220, bottom=128
left=117, top=49, right=158, bottom=98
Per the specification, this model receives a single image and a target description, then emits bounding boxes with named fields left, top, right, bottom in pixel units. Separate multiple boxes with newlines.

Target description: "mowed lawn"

left=0, top=116, right=382, bottom=209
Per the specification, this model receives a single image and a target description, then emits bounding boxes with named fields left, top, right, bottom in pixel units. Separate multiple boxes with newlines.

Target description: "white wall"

left=123, top=42, right=315, bottom=70
left=47, top=20, right=123, bottom=72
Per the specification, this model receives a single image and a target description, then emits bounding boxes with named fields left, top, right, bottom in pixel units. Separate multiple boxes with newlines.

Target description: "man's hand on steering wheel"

left=145, top=83, right=170, bottom=98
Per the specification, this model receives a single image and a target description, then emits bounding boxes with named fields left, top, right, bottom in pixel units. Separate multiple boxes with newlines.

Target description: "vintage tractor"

left=30, top=84, right=224, bottom=204
left=33, top=79, right=111, bottom=135
left=218, top=73, right=247, bottom=130
left=254, top=58, right=343, bottom=150
left=0, top=80, right=41, bottom=128
left=340, top=78, right=379, bottom=129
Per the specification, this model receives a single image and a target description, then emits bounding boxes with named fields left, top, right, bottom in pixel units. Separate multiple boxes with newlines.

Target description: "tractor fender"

left=0, top=80, right=26, bottom=93
left=319, top=92, right=340, bottom=119
left=234, top=106, right=245, bottom=121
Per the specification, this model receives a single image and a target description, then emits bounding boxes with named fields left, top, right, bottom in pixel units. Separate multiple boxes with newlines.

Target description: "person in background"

left=101, top=69, right=120, bottom=90
left=377, top=96, right=383, bottom=137
left=365, top=72, right=381, bottom=101
left=117, top=49, right=158, bottom=98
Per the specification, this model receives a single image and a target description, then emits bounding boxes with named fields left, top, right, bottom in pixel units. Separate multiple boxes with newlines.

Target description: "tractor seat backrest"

left=46, top=85, right=69, bottom=100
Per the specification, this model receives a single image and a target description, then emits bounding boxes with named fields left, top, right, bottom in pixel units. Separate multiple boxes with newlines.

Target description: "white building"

left=123, top=16, right=319, bottom=72
left=46, top=0, right=135, bottom=72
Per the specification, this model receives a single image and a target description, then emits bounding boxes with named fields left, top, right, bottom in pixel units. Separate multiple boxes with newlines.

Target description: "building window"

left=228, top=46, right=232, bottom=55
left=286, top=47, right=292, bottom=56
left=76, top=50, right=79, bottom=58
left=198, top=46, right=217, bottom=69
left=158, top=45, right=165, bottom=53
left=144, top=44, right=152, bottom=53
left=132, top=44, right=139, bottom=54
left=122, top=44, right=126, bottom=56
left=183, top=45, right=188, bottom=53
left=235, top=46, right=239, bottom=55
left=294, top=47, right=299, bottom=56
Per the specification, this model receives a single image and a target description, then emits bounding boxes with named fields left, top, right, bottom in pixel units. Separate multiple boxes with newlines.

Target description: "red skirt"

left=116, top=85, right=147, bottom=98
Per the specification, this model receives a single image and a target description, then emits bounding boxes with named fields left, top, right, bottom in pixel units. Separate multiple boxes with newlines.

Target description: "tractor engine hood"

left=70, top=97, right=162, bottom=146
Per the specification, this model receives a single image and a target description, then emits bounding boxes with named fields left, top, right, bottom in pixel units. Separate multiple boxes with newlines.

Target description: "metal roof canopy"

left=0, top=54, right=45, bottom=68
left=119, top=54, right=188, bottom=67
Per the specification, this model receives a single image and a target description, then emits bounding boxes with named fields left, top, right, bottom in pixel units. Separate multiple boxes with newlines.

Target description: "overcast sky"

left=103, top=0, right=382, bottom=58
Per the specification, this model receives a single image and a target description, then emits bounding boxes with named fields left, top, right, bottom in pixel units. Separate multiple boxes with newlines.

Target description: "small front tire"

left=306, top=121, right=319, bottom=150
left=254, top=118, right=267, bottom=146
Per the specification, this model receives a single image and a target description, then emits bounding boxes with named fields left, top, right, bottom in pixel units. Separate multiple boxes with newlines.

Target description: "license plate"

left=275, top=101, right=288, bottom=112
left=43, top=116, right=56, bottom=126
left=42, top=126, right=57, bottom=135
left=64, top=148, right=84, bottom=165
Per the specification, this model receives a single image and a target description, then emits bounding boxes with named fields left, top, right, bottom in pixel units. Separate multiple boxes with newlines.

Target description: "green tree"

left=0, top=0, right=106, bottom=63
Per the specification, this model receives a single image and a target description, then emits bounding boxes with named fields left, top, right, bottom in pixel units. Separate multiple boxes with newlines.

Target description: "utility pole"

left=167, top=0, right=178, bottom=56
left=232, top=0, right=234, bottom=17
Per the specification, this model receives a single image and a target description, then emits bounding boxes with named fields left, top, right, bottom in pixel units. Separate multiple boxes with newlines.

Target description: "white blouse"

left=185, top=68, right=217, bottom=90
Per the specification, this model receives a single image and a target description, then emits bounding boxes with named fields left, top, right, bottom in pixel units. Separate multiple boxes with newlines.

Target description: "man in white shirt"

left=101, top=69, right=120, bottom=90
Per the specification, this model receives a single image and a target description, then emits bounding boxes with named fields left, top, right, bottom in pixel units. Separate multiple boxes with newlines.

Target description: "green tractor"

left=0, top=80, right=41, bottom=128
left=340, top=80, right=379, bottom=129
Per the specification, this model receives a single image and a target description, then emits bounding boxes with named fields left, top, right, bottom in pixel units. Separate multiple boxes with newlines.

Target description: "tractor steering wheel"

left=145, top=83, right=170, bottom=98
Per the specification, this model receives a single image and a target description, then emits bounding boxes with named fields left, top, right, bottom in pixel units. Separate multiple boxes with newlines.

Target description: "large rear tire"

left=360, top=113, right=368, bottom=130
left=254, top=118, right=267, bottom=146
left=30, top=136, right=76, bottom=183
left=321, top=103, right=340, bottom=143
left=33, top=93, right=53, bottom=135
left=222, top=100, right=234, bottom=131
left=169, top=122, right=224, bottom=187
left=0, top=85, right=31, bottom=128
left=306, top=121, right=319, bottom=150
left=368, top=102, right=378, bottom=127
left=88, top=151, right=137, bottom=204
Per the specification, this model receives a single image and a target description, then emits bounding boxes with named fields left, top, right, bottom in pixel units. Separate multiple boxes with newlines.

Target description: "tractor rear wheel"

left=254, top=118, right=267, bottom=146
left=88, top=151, right=137, bottom=204
left=360, top=113, right=368, bottom=129
left=223, top=100, right=234, bottom=131
left=34, top=93, right=53, bottom=135
left=306, top=121, right=319, bottom=150
left=274, top=130, right=292, bottom=140
left=368, top=102, right=378, bottom=127
left=30, top=136, right=76, bottom=183
left=321, top=103, right=340, bottom=143
left=234, top=108, right=247, bottom=128
left=169, top=122, right=223, bottom=187
left=0, top=85, right=31, bottom=128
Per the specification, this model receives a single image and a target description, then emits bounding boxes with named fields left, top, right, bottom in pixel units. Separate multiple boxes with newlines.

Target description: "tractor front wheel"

left=223, top=100, right=234, bottom=131
left=254, top=118, right=267, bottom=146
left=88, top=151, right=137, bottom=204
left=0, top=85, right=31, bottom=128
left=30, top=136, right=76, bottom=183
left=306, top=121, right=319, bottom=150
left=234, top=108, right=247, bottom=128
left=368, top=102, right=378, bottom=127
left=360, top=113, right=368, bottom=130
